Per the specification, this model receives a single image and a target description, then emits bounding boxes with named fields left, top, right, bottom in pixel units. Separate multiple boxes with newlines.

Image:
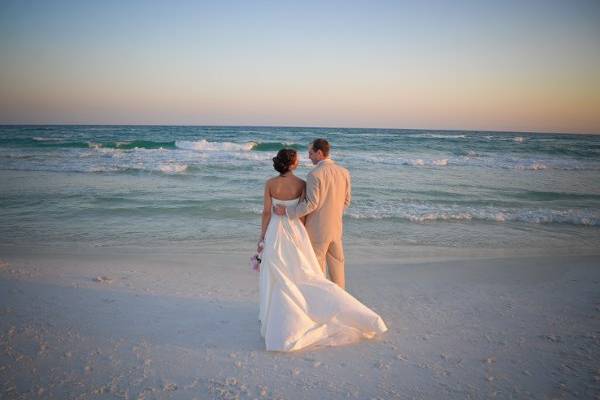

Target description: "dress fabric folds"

left=259, top=197, right=388, bottom=352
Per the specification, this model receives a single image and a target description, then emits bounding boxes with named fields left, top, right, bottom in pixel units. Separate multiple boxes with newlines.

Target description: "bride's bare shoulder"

left=264, top=177, right=277, bottom=190
left=293, top=175, right=306, bottom=185
left=295, top=177, right=306, bottom=195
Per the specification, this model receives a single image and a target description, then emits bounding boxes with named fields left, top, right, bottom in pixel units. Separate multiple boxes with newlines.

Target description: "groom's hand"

left=273, top=205, right=286, bottom=216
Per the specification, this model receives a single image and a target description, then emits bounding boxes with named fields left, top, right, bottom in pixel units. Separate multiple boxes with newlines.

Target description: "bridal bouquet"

left=250, top=253, right=261, bottom=272
left=251, top=240, right=264, bottom=272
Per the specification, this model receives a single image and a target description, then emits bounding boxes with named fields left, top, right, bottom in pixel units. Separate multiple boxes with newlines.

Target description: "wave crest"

left=159, top=163, right=188, bottom=174
left=175, top=140, right=255, bottom=152
left=346, top=206, right=600, bottom=226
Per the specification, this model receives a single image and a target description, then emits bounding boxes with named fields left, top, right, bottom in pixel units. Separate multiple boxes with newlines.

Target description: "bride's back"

left=268, top=175, right=305, bottom=200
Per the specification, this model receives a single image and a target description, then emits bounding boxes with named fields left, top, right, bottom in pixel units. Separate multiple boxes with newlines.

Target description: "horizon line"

left=0, top=122, right=597, bottom=136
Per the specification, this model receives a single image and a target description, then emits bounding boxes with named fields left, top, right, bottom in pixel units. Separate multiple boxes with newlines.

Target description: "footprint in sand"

left=374, top=360, right=390, bottom=370
left=93, top=276, right=113, bottom=284
left=163, top=383, right=178, bottom=391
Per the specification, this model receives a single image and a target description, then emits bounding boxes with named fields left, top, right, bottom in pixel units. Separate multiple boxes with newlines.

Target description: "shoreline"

left=3, top=239, right=600, bottom=260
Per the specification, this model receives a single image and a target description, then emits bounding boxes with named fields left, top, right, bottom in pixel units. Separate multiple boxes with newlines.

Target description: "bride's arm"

left=259, top=181, right=272, bottom=249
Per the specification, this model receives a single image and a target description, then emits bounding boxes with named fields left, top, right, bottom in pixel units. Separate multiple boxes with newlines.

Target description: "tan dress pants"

left=311, top=239, right=345, bottom=279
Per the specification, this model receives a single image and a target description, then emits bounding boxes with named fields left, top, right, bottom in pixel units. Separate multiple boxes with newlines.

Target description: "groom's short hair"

left=311, top=138, right=330, bottom=157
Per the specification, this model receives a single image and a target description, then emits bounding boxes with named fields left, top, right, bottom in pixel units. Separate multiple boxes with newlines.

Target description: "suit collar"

left=317, top=158, right=333, bottom=166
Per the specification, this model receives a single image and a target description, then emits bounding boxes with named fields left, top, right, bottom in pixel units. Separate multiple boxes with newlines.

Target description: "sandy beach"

left=2, top=0, right=600, bottom=397
left=1, top=243, right=599, bottom=399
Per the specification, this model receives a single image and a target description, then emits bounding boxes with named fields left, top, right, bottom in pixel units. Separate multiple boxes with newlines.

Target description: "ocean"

left=1, top=125, right=599, bottom=252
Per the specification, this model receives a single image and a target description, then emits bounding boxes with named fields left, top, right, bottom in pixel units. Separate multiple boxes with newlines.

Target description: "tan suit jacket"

left=287, top=159, right=351, bottom=244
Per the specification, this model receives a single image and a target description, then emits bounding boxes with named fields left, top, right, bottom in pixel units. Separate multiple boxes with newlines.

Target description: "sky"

left=0, top=0, right=599, bottom=133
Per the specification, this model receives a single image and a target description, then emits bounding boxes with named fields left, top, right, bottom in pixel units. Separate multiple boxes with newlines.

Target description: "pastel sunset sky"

left=1, top=0, right=599, bottom=133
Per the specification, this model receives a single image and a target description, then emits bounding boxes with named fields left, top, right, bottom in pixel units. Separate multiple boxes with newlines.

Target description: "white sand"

left=1, top=243, right=599, bottom=399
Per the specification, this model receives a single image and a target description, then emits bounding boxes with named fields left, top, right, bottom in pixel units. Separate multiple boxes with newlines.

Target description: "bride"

left=258, top=148, right=388, bottom=352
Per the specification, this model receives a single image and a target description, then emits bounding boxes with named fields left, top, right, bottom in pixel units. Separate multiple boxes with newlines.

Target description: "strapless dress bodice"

left=271, top=197, right=300, bottom=206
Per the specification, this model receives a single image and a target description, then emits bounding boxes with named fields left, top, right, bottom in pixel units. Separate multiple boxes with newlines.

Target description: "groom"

left=273, top=138, right=351, bottom=289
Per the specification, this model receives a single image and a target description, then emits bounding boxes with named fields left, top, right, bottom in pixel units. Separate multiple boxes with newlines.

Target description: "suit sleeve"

left=287, top=173, right=320, bottom=219
left=344, top=170, right=351, bottom=209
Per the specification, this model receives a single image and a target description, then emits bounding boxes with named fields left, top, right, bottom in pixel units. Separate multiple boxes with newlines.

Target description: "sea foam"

left=175, top=140, right=255, bottom=152
left=346, top=204, right=600, bottom=226
left=159, top=164, right=189, bottom=174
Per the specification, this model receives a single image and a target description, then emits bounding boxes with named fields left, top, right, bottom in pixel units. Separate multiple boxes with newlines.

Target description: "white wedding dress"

left=259, top=197, right=388, bottom=352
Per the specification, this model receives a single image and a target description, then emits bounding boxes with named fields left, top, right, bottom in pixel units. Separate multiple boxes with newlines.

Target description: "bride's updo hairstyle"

left=273, top=148, right=297, bottom=175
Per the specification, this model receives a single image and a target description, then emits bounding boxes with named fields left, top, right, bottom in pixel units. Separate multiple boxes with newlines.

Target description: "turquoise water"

left=1, top=125, right=599, bottom=250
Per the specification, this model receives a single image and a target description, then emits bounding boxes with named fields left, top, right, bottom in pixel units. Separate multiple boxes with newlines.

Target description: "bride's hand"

left=257, top=239, right=265, bottom=253
left=273, top=205, right=286, bottom=216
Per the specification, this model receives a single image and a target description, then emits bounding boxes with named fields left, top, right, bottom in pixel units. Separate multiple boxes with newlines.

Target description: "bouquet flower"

left=251, top=240, right=264, bottom=272
left=250, top=253, right=261, bottom=272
